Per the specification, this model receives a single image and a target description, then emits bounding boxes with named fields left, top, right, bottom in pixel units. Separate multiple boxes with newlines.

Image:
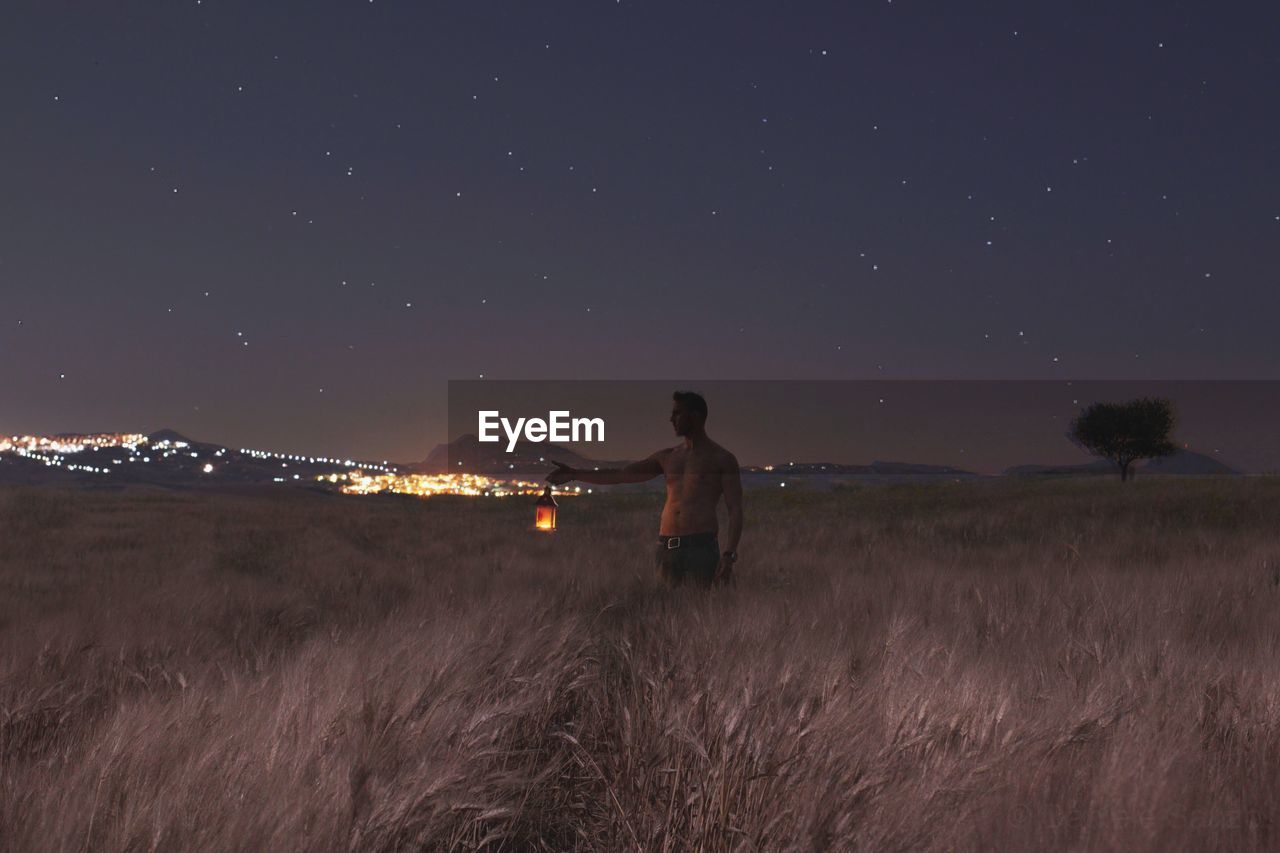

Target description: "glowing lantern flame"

left=535, top=485, right=558, bottom=531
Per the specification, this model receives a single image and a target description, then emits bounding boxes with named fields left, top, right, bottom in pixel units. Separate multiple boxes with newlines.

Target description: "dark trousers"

left=655, top=536, right=720, bottom=588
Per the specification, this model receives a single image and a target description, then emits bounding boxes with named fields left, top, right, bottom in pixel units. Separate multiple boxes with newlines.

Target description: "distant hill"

left=1141, top=449, right=1240, bottom=476
left=147, top=428, right=196, bottom=445
left=2, top=429, right=1248, bottom=490
left=1004, top=449, right=1240, bottom=478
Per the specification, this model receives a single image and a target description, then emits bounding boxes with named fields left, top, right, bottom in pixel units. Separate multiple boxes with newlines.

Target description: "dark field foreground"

left=4, top=479, right=1280, bottom=851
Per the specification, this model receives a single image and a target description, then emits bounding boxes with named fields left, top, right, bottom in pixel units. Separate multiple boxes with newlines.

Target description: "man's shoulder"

left=708, top=440, right=738, bottom=462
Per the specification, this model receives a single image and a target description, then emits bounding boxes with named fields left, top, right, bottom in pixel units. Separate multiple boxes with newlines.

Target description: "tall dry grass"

left=3, top=478, right=1280, bottom=850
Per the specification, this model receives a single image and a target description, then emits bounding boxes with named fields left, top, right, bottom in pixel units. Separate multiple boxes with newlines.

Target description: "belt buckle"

left=666, top=536, right=681, bottom=549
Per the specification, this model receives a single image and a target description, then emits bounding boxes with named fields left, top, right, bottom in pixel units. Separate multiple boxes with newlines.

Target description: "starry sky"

left=3, top=1, right=1278, bottom=464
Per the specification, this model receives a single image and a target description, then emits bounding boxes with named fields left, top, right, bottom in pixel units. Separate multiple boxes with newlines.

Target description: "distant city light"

left=322, top=470, right=579, bottom=499
left=2, top=433, right=397, bottom=479
left=3, top=432, right=554, bottom=497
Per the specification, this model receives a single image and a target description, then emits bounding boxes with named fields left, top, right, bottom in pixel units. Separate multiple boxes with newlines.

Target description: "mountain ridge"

left=1, top=431, right=1248, bottom=488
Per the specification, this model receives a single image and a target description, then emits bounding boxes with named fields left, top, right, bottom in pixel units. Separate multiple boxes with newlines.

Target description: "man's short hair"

left=673, top=390, right=708, bottom=420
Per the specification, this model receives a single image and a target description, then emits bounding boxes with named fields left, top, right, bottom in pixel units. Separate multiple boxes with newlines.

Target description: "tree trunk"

left=1120, top=460, right=1133, bottom=481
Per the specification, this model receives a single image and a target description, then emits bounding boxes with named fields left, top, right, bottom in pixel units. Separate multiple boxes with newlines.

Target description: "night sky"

left=4, top=2, right=1278, bottom=464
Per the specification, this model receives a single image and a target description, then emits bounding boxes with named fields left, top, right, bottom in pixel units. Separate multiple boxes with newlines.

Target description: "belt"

left=658, top=532, right=718, bottom=549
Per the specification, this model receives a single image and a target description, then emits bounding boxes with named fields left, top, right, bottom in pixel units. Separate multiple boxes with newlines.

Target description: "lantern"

left=535, top=485, right=558, bottom=531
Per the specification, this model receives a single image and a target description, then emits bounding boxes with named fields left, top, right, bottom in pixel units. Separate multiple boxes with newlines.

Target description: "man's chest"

left=663, top=450, right=721, bottom=483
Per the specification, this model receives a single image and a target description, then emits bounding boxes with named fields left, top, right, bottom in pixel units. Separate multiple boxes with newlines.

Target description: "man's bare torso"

left=656, top=440, right=736, bottom=536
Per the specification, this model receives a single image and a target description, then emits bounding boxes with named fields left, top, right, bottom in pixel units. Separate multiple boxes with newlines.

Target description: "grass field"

left=3, top=478, right=1280, bottom=851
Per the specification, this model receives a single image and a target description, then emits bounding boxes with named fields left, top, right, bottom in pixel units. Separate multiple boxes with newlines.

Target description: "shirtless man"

left=545, top=391, right=743, bottom=588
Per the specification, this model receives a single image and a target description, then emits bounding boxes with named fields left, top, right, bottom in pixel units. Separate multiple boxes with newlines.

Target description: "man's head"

left=670, top=390, right=708, bottom=436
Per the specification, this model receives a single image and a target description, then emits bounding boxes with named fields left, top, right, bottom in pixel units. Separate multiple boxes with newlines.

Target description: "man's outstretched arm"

left=546, top=452, right=664, bottom=486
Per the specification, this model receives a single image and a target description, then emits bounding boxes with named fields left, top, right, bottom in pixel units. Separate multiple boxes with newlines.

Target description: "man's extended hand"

left=545, top=461, right=576, bottom=485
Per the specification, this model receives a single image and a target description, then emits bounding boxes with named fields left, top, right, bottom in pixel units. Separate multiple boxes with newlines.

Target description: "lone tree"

left=1067, top=397, right=1179, bottom=481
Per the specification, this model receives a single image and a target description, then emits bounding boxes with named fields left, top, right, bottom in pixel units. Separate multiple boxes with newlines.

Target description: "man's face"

left=670, top=403, right=698, bottom=436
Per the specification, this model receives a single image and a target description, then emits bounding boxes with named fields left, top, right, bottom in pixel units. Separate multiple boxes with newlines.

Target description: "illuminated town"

left=2, top=433, right=152, bottom=475
left=319, top=470, right=582, bottom=498
left=0, top=433, right=396, bottom=476
left=0, top=432, right=583, bottom=497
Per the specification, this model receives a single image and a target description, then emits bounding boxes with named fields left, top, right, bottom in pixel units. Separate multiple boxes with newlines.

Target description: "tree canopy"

left=1067, top=397, right=1179, bottom=481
